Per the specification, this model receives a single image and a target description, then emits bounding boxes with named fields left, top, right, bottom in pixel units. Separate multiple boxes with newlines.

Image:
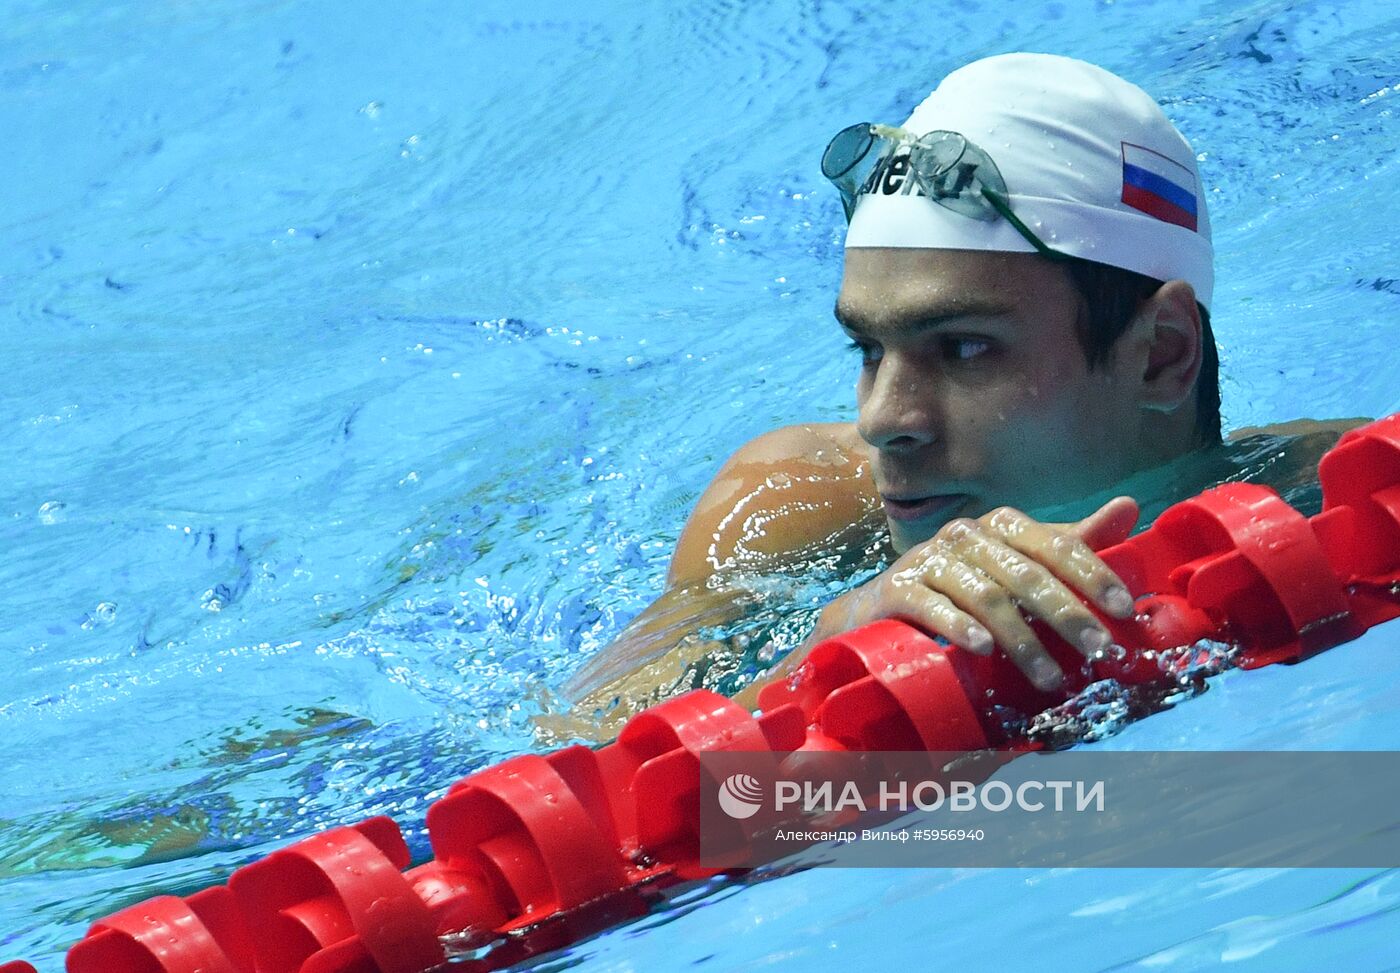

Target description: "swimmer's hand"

left=749, top=497, right=1139, bottom=696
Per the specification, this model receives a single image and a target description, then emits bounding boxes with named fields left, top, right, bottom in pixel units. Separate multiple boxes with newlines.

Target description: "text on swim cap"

left=858, top=149, right=979, bottom=201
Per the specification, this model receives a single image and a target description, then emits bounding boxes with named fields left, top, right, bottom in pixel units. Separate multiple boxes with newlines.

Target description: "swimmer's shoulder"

left=668, top=422, right=882, bottom=586
left=1211, top=417, right=1373, bottom=512
left=1223, top=416, right=1372, bottom=467
left=1227, top=417, right=1371, bottom=442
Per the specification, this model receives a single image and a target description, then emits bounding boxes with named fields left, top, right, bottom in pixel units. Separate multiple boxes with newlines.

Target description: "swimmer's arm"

left=663, top=422, right=881, bottom=585
left=541, top=423, right=877, bottom=740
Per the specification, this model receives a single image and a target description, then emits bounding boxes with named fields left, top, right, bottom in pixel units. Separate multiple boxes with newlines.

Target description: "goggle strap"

left=980, top=189, right=1069, bottom=262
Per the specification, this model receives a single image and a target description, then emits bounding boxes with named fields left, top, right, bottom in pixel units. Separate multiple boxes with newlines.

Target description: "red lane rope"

left=11, top=415, right=1400, bottom=973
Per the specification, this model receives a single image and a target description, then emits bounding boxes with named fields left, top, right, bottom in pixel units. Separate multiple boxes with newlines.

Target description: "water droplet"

left=38, top=500, right=66, bottom=525
left=81, top=601, right=118, bottom=630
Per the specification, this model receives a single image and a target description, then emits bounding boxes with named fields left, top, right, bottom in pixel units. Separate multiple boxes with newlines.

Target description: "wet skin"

left=765, top=247, right=1206, bottom=692
left=553, top=247, right=1352, bottom=737
left=836, top=248, right=1198, bottom=554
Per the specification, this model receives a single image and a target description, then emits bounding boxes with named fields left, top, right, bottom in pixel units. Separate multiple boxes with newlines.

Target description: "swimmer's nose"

left=856, top=356, right=939, bottom=451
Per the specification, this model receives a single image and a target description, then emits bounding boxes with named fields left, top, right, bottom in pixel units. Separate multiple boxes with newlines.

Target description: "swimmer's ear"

left=1133, top=279, right=1203, bottom=413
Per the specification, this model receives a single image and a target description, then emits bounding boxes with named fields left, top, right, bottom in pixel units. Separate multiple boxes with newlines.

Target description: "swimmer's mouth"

left=881, top=493, right=970, bottom=522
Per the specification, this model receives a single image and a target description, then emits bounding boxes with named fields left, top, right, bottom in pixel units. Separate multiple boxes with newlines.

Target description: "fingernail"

left=1031, top=657, right=1063, bottom=691
left=1104, top=586, right=1134, bottom=617
left=1081, top=627, right=1111, bottom=656
left=966, top=624, right=994, bottom=654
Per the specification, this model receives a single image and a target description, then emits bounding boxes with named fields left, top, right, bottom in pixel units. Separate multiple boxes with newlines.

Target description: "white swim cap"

left=845, top=53, right=1214, bottom=310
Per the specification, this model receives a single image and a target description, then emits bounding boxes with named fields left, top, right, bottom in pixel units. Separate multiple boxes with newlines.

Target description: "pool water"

left=3, top=0, right=1400, bottom=968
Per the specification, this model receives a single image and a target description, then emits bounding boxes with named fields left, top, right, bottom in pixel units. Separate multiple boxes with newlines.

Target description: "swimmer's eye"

left=847, top=336, right=991, bottom=365
left=846, top=338, right=883, bottom=364
left=941, top=336, right=993, bottom=361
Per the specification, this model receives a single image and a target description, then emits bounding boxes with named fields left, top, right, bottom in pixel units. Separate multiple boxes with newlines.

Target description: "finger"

left=942, top=519, right=1115, bottom=663
left=908, top=548, right=1062, bottom=689
left=1072, top=496, right=1139, bottom=551
left=1000, top=628, right=1065, bottom=692
left=977, top=506, right=1135, bottom=618
left=885, top=563, right=995, bottom=654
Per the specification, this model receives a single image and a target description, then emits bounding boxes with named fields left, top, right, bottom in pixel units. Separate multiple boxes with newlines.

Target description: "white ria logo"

left=718, top=773, right=764, bottom=819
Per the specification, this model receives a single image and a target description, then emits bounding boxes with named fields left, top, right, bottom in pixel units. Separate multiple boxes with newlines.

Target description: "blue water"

left=3, top=0, right=1400, bottom=969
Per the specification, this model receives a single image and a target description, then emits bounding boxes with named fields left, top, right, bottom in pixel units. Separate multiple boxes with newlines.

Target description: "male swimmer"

left=554, top=53, right=1360, bottom=736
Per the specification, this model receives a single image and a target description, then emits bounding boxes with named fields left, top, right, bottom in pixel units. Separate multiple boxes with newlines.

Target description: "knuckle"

left=901, top=536, right=949, bottom=567
left=1045, top=532, right=1081, bottom=558
left=1003, top=558, right=1041, bottom=586
left=939, top=518, right=978, bottom=542
left=908, top=591, right=956, bottom=630
left=929, top=595, right=965, bottom=627
left=889, top=566, right=920, bottom=587
left=984, top=506, right=1023, bottom=531
left=918, top=543, right=952, bottom=568
left=1048, top=601, right=1094, bottom=630
left=1072, top=548, right=1110, bottom=577
left=917, top=548, right=953, bottom=574
left=968, top=579, right=1013, bottom=614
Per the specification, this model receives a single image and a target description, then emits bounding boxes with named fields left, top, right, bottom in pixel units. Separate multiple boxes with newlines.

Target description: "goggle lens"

left=821, top=123, right=1060, bottom=258
left=821, top=122, right=874, bottom=180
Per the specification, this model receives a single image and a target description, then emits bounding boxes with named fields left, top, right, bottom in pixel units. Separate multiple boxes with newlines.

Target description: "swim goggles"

left=821, top=123, right=1066, bottom=260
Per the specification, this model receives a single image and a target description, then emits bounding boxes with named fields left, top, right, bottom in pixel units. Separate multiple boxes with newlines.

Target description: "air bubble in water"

left=38, top=500, right=66, bottom=525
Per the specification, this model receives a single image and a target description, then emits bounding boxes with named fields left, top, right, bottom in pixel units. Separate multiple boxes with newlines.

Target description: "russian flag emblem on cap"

left=1120, top=142, right=1198, bottom=232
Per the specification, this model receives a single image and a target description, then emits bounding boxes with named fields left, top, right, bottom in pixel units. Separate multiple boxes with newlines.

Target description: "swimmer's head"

left=836, top=52, right=1213, bottom=311
left=830, top=56, right=1220, bottom=550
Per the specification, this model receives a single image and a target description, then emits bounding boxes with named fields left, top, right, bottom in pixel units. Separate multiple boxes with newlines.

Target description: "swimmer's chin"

left=884, top=493, right=981, bottom=552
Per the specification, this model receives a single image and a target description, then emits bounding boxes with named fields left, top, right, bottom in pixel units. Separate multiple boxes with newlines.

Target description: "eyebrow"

left=833, top=299, right=1014, bottom=337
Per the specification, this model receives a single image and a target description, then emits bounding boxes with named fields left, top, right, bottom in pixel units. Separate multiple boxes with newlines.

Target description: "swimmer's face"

left=837, top=248, right=1151, bottom=553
